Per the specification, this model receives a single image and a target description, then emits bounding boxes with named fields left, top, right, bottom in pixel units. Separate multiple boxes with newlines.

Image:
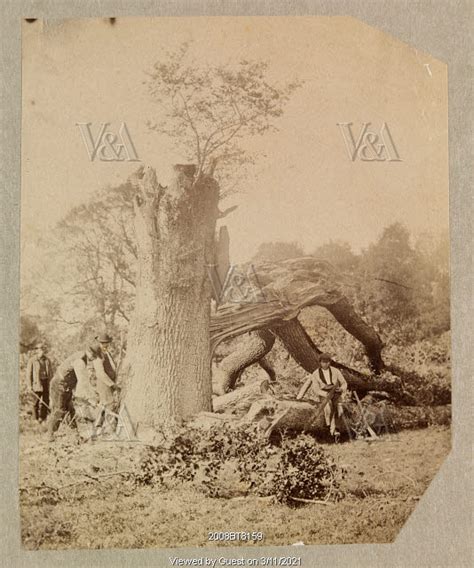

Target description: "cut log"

left=213, top=378, right=269, bottom=414
left=241, top=397, right=451, bottom=437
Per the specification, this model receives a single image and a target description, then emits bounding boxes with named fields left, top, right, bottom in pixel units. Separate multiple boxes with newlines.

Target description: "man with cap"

left=93, top=333, right=118, bottom=412
left=296, top=352, right=348, bottom=438
left=26, top=342, right=53, bottom=422
left=47, top=345, right=101, bottom=441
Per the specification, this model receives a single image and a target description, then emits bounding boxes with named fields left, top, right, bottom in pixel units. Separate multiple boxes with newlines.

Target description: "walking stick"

left=353, top=391, right=378, bottom=440
left=115, top=330, right=125, bottom=376
left=307, top=386, right=337, bottom=431
left=29, top=390, right=51, bottom=412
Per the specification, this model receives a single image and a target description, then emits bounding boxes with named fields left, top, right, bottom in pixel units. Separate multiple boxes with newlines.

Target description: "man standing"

left=26, top=343, right=53, bottom=422
left=47, top=345, right=100, bottom=442
left=296, top=352, right=348, bottom=438
left=93, top=333, right=117, bottom=412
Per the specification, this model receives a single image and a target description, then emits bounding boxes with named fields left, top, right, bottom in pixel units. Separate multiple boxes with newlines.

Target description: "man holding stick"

left=47, top=344, right=101, bottom=442
left=26, top=343, right=53, bottom=423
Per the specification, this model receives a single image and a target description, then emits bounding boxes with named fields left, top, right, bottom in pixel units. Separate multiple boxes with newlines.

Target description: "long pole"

left=29, top=390, right=51, bottom=411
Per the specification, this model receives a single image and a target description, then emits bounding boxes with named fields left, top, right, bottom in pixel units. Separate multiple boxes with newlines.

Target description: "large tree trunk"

left=122, top=165, right=220, bottom=429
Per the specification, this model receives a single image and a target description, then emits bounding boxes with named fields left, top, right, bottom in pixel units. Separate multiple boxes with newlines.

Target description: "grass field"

left=20, top=423, right=450, bottom=550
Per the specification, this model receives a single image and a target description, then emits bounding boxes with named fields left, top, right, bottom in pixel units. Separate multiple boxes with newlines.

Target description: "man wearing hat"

left=47, top=345, right=101, bottom=441
left=92, top=333, right=118, bottom=412
left=26, top=342, right=53, bottom=422
left=296, top=352, right=348, bottom=438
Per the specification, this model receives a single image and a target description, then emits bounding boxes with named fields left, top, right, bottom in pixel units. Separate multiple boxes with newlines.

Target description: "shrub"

left=135, top=423, right=343, bottom=506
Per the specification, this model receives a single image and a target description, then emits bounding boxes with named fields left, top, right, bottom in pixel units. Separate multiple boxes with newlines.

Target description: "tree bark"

left=202, top=394, right=451, bottom=437
left=322, top=298, right=384, bottom=372
left=213, top=330, right=275, bottom=395
left=270, top=318, right=319, bottom=372
left=212, top=317, right=392, bottom=400
left=213, top=377, right=270, bottom=414
left=242, top=398, right=451, bottom=436
left=122, top=165, right=220, bottom=429
left=271, top=318, right=418, bottom=399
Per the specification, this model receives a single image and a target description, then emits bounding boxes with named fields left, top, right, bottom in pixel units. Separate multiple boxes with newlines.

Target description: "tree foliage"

left=145, top=42, right=301, bottom=193
left=312, top=240, right=359, bottom=272
left=49, top=182, right=135, bottom=329
left=21, top=47, right=303, bottom=360
left=252, top=241, right=305, bottom=263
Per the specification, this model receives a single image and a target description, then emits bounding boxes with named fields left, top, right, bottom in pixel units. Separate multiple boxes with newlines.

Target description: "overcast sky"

left=22, top=16, right=448, bottom=269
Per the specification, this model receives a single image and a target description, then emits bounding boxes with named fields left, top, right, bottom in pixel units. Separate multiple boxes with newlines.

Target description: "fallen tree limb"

left=211, top=384, right=451, bottom=437
left=212, top=330, right=275, bottom=395
left=210, top=257, right=384, bottom=372
left=213, top=378, right=268, bottom=414
left=208, top=256, right=451, bottom=407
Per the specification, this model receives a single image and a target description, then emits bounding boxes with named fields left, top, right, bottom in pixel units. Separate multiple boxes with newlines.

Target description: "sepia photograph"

left=19, top=16, right=451, bottom=552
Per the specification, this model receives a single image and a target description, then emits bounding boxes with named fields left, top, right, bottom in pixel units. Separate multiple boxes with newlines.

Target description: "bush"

left=271, top=436, right=343, bottom=505
left=135, top=424, right=343, bottom=506
left=384, top=332, right=451, bottom=405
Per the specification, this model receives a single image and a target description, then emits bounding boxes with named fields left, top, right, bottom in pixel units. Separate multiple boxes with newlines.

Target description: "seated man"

left=296, top=352, right=348, bottom=438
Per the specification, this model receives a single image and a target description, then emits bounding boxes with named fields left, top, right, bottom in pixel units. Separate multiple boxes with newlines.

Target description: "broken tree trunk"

left=210, top=257, right=384, bottom=372
left=122, top=165, right=220, bottom=429
left=209, top=256, right=390, bottom=398
left=210, top=257, right=345, bottom=348
left=213, top=318, right=402, bottom=400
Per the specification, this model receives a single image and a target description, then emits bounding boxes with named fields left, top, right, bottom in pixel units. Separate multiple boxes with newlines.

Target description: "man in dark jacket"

left=92, top=333, right=119, bottom=433
left=47, top=345, right=100, bottom=442
left=26, top=343, right=53, bottom=422
left=93, top=333, right=117, bottom=410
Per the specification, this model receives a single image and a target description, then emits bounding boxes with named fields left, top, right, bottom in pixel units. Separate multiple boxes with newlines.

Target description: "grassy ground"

left=20, top=422, right=450, bottom=550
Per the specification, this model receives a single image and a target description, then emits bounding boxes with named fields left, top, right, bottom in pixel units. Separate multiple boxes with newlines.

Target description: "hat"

left=95, top=333, right=113, bottom=343
left=85, top=345, right=100, bottom=360
left=319, top=352, right=332, bottom=362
